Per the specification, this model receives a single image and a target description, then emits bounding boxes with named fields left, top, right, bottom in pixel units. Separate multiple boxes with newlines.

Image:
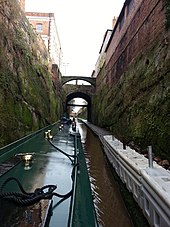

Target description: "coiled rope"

left=0, top=134, right=79, bottom=206
left=0, top=177, right=72, bottom=206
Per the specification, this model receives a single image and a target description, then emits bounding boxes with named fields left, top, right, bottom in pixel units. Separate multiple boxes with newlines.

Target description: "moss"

left=163, top=0, right=170, bottom=30
left=93, top=36, right=170, bottom=161
left=0, top=0, right=61, bottom=148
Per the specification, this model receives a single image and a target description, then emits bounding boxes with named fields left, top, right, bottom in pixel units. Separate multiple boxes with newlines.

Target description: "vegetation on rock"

left=164, top=0, right=170, bottom=30
left=92, top=33, right=170, bottom=162
left=0, top=0, right=61, bottom=147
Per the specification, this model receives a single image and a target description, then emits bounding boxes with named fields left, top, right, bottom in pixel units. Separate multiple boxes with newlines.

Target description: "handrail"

left=67, top=133, right=79, bottom=226
left=0, top=122, right=57, bottom=158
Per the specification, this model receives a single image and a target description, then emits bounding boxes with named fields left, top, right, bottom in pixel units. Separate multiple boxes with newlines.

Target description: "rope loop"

left=0, top=177, right=72, bottom=206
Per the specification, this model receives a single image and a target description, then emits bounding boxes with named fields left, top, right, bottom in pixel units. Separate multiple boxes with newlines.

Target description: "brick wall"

left=105, top=0, right=165, bottom=87
left=106, top=0, right=143, bottom=63
left=27, top=19, right=49, bottom=36
left=25, top=12, right=62, bottom=65
left=25, top=12, right=53, bottom=36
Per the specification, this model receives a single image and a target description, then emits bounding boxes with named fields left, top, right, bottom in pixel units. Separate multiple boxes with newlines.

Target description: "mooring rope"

left=0, top=133, right=79, bottom=206
left=47, top=139, right=78, bottom=164
left=0, top=177, right=72, bottom=206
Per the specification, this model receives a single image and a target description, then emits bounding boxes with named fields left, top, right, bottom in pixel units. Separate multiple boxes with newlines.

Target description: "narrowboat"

left=0, top=122, right=98, bottom=226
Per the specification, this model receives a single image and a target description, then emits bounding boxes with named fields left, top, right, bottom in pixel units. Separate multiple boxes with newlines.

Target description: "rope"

left=47, top=139, right=77, bottom=164
left=0, top=177, right=72, bottom=206
left=0, top=134, right=79, bottom=206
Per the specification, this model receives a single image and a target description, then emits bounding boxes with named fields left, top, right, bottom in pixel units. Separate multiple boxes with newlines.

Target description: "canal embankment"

left=78, top=120, right=134, bottom=227
left=80, top=119, right=170, bottom=227
left=79, top=119, right=150, bottom=227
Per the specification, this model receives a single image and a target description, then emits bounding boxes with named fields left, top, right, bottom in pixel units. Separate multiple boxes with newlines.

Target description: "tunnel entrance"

left=66, top=92, right=92, bottom=121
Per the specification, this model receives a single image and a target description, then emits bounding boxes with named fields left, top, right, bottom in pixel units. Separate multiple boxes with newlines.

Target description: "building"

left=93, top=17, right=118, bottom=78
left=18, top=0, right=63, bottom=68
left=93, top=17, right=117, bottom=78
left=25, top=12, right=63, bottom=67
left=93, top=29, right=112, bottom=78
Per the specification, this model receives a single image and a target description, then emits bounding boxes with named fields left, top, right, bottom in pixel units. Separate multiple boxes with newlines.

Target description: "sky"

left=25, top=0, right=125, bottom=76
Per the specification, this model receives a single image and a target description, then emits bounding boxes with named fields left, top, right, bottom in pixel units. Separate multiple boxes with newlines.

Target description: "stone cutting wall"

left=0, top=0, right=61, bottom=147
left=93, top=0, right=170, bottom=160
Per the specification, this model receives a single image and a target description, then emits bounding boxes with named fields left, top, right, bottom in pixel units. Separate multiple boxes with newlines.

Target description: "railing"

left=102, top=135, right=170, bottom=227
left=0, top=123, right=57, bottom=157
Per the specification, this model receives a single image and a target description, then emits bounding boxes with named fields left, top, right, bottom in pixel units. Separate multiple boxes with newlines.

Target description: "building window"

left=36, top=23, right=43, bottom=32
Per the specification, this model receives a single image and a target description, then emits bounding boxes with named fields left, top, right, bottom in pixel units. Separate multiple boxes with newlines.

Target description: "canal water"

left=77, top=121, right=133, bottom=227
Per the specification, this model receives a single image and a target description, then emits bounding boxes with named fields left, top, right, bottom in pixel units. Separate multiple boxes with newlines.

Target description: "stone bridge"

left=61, top=76, right=96, bottom=121
left=63, top=84, right=95, bottom=97
left=61, top=76, right=96, bottom=87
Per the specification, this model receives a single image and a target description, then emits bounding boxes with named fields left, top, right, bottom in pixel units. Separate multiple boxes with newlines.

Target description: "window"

left=36, top=23, right=43, bottom=32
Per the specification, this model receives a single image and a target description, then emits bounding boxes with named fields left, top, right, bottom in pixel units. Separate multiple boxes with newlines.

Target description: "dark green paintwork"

left=0, top=123, right=97, bottom=227
left=69, top=135, right=98, bottom=227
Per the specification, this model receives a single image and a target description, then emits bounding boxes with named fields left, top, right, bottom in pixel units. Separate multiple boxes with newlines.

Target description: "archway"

left=66, top=92, right=92, bottom=121
left=62, top=76, right=96, bottom=87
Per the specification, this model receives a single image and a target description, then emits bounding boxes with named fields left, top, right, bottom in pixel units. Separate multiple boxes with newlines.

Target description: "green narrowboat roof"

left=0, top=123, right=98, bottom=227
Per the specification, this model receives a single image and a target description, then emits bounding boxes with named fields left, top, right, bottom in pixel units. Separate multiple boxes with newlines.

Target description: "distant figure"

left=72, top=117, right=76, bottom=131
left=60, top=116, right=72, bottom=125
left=60, top=116, right=68, bottom=124
left=67, top=118, right=72, bottom=125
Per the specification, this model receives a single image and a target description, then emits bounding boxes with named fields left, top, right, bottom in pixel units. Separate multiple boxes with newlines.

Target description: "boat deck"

left=0, top=123, right=97, bottom=226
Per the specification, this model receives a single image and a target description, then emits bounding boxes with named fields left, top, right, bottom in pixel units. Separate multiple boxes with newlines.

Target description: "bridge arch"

left=66, top=91, right=92, bottom=121
left=62, top=76, right=96, bottom=87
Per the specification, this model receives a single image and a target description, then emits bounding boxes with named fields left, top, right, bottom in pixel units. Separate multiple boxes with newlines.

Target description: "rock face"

left=92, top=0, right=170, bottom=161
left=0, top=0, right=61, bottom=147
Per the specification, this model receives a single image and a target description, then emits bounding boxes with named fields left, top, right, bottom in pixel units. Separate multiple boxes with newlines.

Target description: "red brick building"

left=18, top=0, right=63, bottom=67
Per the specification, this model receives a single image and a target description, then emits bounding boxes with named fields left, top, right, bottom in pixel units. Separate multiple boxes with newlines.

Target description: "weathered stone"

left=92, top=0, right=170, bottom=162
left=0, top=0, right=61, bottom=148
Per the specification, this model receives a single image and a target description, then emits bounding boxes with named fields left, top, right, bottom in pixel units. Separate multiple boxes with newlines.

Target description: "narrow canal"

left=77, top=121, right=133, bottom=227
